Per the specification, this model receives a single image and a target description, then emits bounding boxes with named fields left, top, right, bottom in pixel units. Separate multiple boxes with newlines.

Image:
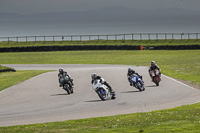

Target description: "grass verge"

left=0, top=39, right=200, bottom=48
left=0, top=65, right=14, bottom=71
left=0, top=50, right=199, bottom=132
left=1, top=103, right=200, bottom=132
left=0, top=70, right=52, bottom=91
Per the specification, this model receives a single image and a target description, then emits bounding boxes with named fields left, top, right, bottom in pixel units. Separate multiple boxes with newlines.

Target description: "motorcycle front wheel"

left=154, top=77, right=159, bottom=86
left=97, top=88, right=107, bottom=101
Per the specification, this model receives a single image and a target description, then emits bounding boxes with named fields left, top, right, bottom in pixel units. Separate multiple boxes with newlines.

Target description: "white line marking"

left=162, top=74, right=199, bottom=92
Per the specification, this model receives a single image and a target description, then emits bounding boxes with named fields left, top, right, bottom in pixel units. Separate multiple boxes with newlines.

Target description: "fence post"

left=140, top=34, right=142, bottom=40
left=80, top=36, right=82, bottom=42
left=188, top=33, right=190, bottom=40
left=43, top=36, right=45, bottom=43
left=62, top=36, right=64, bottom=42
left=71, top=36, right=73, bottom=42
left=17, top=37, right=18, bottom=43
left=53, top=36, right=55, bottom=42
left=35, top=36, right=36, bottom=42
left=148, top=34, right=150, bottom=40
left=98, top=35, right=99, bottom=41
left=124, top=34, right=125, bottom=40
left=8, top=37, right=9, bottom=43
left=156, top=33, right=158, bottom=41
left=181, top=33, right=183, bottom=40
left=172, top=34, right=174, bottom=40
left=115, top=35, right=117, bottom=41
left=132, top=33, right=134, bottom=41
left=26, top=37, right=27, bottom=43
left=165, top=34, right=167, bottom=41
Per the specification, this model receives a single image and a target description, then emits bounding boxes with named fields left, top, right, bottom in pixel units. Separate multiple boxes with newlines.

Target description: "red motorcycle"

left=150, top=69, right=160, bottom=86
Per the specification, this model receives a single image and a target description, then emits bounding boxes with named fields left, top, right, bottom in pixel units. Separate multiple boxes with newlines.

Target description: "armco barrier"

left=0, top=45, right=199, bottom=52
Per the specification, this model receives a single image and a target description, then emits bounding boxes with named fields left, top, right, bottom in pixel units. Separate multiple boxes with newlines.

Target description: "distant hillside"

left=1, top=6, right=200, bottom=24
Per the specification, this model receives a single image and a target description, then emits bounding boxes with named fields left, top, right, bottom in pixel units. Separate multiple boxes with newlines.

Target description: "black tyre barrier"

left=148, top=45, right=200, bottom=50
left=0, top=45, right=141, bottom=52
left=0, top=45, right=199, bottom=52
left=0, top=69, right=16, bottom=72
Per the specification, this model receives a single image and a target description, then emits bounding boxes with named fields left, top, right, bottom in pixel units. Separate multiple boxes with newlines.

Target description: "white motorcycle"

left=92, top=78, right=116, bottom=101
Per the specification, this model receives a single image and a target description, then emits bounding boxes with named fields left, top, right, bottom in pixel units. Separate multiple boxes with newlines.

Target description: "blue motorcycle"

left=130, top=74, right=145, bottom=91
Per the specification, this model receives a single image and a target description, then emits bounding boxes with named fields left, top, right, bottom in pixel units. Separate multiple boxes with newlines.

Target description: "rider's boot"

left=59, top=83, right=62, bottom=87
left=129, top=81, right=132, bottom=86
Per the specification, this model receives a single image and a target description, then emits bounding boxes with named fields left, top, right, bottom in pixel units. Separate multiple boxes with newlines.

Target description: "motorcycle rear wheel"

left=64, top=84, right=71, bottom=94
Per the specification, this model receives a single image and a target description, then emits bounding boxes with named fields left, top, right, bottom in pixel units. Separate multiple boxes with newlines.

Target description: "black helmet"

left=59, top=68, right=64, bottom=74
left=151, top=61, right=155, bottom=66
left=91, top=73, right=97, bottom=80
left=128, top=68, right=135, bottom=74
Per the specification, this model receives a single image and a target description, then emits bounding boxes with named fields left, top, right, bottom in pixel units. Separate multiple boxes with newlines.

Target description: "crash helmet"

left=59, top=68, right=64, bottom=74
left=128, top=68, right=135, bottom=74
left=91, top=73, right=97, bottom=80
left=151, top=61, right=155, bottom=66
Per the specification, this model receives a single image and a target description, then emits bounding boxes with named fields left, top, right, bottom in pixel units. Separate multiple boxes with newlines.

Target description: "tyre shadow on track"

left=85, top=100, right=103, bottom=102
left=51, top=93, right=69, bottom=96
left=145, top=85, right=157, bottom=87
left=121, top=90, right=141, bottom=93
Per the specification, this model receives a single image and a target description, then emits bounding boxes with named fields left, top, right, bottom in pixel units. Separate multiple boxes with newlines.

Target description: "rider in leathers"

left=127, top=68, right=144, bottom=86
left=58, top=68, right=74, bottom=87
left=148, top=61, right=161, bottom=81
left=91, top=73, right=115, bottom=94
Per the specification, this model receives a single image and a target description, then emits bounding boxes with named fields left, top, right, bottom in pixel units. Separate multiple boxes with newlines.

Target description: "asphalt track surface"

left=1, top=64, right=200, bottom=127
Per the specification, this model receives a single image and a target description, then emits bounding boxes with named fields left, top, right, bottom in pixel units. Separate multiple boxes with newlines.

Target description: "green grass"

left=0, top=65, right=10, bottom=70
left=1, top=103, right=200, bottom=132
left=0, top=50, right=200, bottom=132
left=0, top=50, right=199, bottom=87
left=0, top=70, right=51, bottom=91
left=0, top=39, right=200, bottom=48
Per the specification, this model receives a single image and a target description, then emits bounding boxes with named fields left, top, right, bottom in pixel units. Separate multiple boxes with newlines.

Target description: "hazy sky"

left=0, top=0, right=200, bottom=15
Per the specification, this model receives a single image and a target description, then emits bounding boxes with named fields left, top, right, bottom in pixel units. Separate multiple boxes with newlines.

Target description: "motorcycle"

left=92, top=78, right=116, bottom=101
left=150, top=69, right=160, bottom=86
left=130, top=74, right=145, bottom=91
left=59, top=75, right=74, bottom=94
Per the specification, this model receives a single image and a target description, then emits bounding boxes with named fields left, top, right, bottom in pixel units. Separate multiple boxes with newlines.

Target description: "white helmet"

left=91, top=73, right=97, bottom=80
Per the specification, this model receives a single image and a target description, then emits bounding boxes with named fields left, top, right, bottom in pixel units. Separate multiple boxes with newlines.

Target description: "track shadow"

left=145, top=85, right=157, bottom=88
left=51, top=93, right=69, bottom=96
left=85, top=100, right=103, bottom=102
left=121, top=90, right=141, bottom=93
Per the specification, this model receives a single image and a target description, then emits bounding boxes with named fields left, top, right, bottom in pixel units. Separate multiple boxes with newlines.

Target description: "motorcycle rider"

left=127, top=68, right=144, bottom=86
left=58, top=68, right=74, bottom=87
left=91, top=73, right=115, bottom=94
left=148, top=61, right=161, bottom=81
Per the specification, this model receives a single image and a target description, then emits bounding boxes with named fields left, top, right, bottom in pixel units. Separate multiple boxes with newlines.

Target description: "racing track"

left=1, top=64, right=200, bottom=127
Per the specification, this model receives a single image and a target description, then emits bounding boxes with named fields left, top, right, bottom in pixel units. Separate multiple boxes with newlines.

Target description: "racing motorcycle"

left=59, top=75, right=74, bottom=94
left=92, top=78, right=116, bottom=101
left=150, top=69, right=160, bottom=86
left=130, top=74, right=145, bottom=91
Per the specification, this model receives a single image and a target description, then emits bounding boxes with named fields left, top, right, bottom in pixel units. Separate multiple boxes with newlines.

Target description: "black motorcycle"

left=59, top=75, right=74, bottom=94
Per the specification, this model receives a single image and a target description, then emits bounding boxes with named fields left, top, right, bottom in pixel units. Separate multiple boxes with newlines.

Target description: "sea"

left=0, top=21, right=200, bottom=41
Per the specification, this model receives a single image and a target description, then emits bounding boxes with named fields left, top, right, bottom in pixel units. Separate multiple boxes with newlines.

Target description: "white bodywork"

left=92, top=78, right=111, bottom=100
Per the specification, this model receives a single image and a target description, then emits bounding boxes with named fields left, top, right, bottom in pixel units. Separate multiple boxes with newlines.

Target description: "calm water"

left=0, top=21, right=200, bottom=37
